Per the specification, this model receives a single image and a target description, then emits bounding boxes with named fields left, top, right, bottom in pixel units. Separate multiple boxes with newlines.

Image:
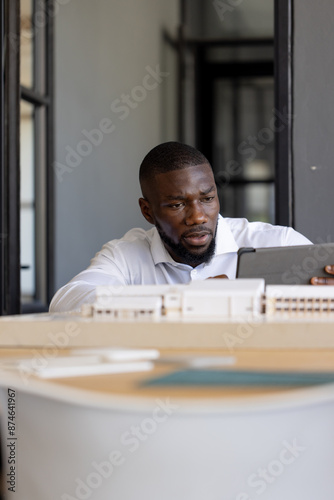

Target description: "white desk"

left=1, top=313, right=334, bottom=499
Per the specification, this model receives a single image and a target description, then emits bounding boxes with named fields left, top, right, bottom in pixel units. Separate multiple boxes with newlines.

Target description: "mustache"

left=182, top=226, right=213, bottom=238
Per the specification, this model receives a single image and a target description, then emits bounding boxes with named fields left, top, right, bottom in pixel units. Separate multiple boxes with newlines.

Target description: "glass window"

left=213, top=76, right=275, bottom=222
left=20, top=100, right=35, bottom=301
left=20, top=0, right=34, bottom=88
left=19, top=0, right=54, bottom=312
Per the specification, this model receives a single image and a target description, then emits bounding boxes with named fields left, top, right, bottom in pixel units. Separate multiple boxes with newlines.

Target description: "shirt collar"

left=150, top=214, right=239, bottom=266
left=150, top=228, right=182, bottom=266
left=215, top=214, right=239, bottom=255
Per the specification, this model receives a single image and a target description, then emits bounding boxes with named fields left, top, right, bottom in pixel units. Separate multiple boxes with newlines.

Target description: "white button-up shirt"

left=50, top=215, right=311, bottom=312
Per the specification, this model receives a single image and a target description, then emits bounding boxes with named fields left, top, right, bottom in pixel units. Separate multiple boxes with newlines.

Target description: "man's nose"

left=184, top=202, right=208, bottom=225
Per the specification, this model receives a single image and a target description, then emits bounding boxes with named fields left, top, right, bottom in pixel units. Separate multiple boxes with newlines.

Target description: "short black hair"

left=139, top=141, right=210, bottom=185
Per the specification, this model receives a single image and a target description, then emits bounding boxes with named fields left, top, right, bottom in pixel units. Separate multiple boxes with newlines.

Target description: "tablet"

left=236, top=243, right=334, bottom=285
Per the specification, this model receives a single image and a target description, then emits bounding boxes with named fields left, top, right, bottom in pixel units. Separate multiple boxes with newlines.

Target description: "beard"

left=156, top=222, right=217, bottom=267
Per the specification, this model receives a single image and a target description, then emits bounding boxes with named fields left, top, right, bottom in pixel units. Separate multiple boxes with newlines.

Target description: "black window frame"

left=274, top=0, right=293, bottom=227
left=0, top=0, right=54, bottom=315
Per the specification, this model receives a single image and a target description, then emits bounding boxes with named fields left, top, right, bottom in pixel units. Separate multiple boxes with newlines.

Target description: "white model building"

left=266, top=285, right=334, bottom=316
left=82, top=279, right=265, bottom=320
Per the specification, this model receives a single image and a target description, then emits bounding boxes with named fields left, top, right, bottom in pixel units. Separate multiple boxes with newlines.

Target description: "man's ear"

left=139, top=197, right=155, bottom=225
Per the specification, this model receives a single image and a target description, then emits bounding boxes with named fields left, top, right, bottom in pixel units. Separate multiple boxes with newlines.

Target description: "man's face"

left=139, top=163, right=220, bottom=267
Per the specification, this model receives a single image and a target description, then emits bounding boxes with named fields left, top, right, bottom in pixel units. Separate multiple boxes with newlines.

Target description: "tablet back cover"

left=236, top=243, right=334, bottom=285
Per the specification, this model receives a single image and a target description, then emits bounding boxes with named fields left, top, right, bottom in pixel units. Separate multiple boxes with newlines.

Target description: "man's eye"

left=169, top=203, right=183, bottom=208
left=203, top=196, right=214, bottom=202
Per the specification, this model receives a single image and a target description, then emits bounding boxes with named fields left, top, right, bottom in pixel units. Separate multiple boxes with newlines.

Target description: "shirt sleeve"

left=49, top=243, right=128, bottom=313
left=49, top=269, right=127, bottom=313
left=283, top=227, right=313, bottom=246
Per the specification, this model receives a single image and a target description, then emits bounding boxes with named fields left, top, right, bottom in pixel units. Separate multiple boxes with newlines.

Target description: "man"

left=50, top=142, right=312, bottom=312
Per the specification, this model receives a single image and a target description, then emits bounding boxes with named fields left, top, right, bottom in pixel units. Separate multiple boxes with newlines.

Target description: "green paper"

left=143, top=369, right=334, bottom=387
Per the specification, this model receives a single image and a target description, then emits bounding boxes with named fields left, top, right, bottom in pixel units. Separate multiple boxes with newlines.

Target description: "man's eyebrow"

left=164, top=185, right=215, bottom=201
left=165, top=195, right=186, bottom=200
left=200, top=185, right=215, bottom=195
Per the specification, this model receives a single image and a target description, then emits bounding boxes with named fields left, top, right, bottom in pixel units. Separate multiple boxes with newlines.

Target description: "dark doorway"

left=178, top=0, right=292, bottom=226
left=195, top=41, right=274, bottom=222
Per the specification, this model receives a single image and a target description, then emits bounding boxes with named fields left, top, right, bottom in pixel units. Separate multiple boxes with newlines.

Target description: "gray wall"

left=54, top=0, right=334, bottom=293
left=293, top=0, right=334, bottom=243
left=54, top=0, right=179, bottom=291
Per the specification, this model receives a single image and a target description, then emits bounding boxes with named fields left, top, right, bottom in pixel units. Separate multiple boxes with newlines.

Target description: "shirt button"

left=192, top=269, right=197, bottom=275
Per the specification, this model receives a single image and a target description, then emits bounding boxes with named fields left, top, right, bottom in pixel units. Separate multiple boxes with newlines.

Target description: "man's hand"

left=310, top=265, right=334, bottom=285
left=207, top=274, right=228, bottom=280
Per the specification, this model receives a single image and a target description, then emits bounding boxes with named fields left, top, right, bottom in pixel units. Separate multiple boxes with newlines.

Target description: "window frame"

left=0, top=0, right=54, bottom=315
left=274, top=0, right=293, bottom=227
left=1, top=0, right=21, bottom=315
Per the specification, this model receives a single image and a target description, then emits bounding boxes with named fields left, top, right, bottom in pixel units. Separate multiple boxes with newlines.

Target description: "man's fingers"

left=325, top=265, right=334, bottom=275
left=207, top=274, right=228, bottom=280
left=310, top=277, right=334, bottom=285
